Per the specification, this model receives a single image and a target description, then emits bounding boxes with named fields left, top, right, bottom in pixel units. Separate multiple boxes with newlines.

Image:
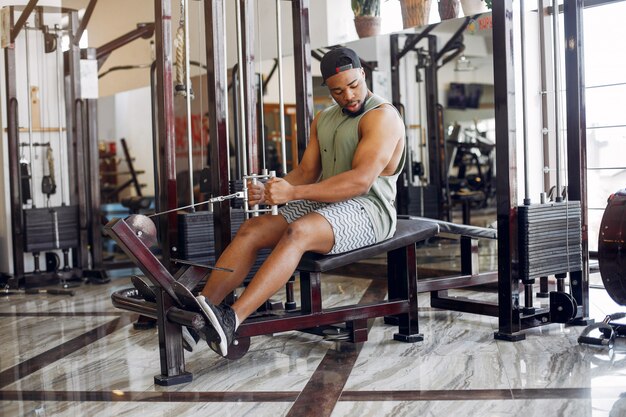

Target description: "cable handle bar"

left=243, top=170, right=279, bottom=217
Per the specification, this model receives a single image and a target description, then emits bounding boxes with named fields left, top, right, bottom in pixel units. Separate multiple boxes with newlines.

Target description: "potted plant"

left=438, top=0, right=460, bottom=21
left=399, top=0, right=432, bottom=29
left=351, top=0, right=382, bottom=38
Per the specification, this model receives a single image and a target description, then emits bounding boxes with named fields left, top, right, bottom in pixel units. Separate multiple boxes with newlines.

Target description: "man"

left=195, top=47, right=406, bottom=357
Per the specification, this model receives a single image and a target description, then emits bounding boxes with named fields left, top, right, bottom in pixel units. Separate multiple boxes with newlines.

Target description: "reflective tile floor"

left=1, top=238, right=625, bottom=417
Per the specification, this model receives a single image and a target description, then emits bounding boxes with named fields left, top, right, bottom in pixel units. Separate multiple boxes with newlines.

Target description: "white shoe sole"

left=181, top=327, right=196, bottom=352
left=196, top=295, right=228, bottom=356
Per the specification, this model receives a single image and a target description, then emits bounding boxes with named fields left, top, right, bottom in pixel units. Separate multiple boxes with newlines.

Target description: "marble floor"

left=1, top=235, right=625, bottom=417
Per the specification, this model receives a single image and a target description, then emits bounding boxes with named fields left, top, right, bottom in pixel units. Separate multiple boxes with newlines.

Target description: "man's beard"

left=342, top=100, right=366, bottom=117
left=342, top=95, right=371, bottom=117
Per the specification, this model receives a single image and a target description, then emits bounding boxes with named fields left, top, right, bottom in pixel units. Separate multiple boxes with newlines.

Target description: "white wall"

left=114, top=87, right=155, bottom=195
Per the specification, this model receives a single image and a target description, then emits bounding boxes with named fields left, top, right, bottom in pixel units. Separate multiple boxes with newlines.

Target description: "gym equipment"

left=578, top=313, right=626, bottom=349
left=109, top=211, right=503, bottom=384
left=109, top=215, right=435, bottom=383
left=2, top=6, right=96, bottom=288
left=274, top=0, right=288, bottom=175
left=598, top=189, right=626, bottom=305
left=578, top=190, right=626, bottom=348
left=101, top=138, right=146, bottom=202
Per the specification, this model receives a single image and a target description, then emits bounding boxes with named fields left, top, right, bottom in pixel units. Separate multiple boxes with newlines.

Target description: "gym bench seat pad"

left=297, top=219, right=440, bottom=273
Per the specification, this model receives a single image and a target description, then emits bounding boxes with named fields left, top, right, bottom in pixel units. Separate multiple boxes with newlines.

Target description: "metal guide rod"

left=183, top=0, right=195, bottom=211
left=258, top=74, right=267, bottom=171
left=256, top=0, right=266, bottom=171
left=235, top=0, right=248, bottom=179
left=25, top=23, right=35, bottom=207
left=552, top=0, right=562, bottom=201
left=256, top=2, right=267, bottom=170
left=55, top=27, right=66, bottom=206
left=275, top=0, right=287, bottom=175
left=53, top=210, right=60, bottom=248
left=194, top=1, right=206, bottom=171
left=520, top=0, right=531, bottom=204
left=403, top=53, right=417, bottom=188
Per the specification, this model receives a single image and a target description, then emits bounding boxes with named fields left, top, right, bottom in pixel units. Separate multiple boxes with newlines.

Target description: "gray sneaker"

left=181, top=327, right=200, bottom=352
left=195, top=295, right=236, bottom=357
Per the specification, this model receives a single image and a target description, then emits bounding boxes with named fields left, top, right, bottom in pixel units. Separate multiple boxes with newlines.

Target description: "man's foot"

left=181, top=327, right=200, bottom=352
left=195, top=295, right=236, bottom=357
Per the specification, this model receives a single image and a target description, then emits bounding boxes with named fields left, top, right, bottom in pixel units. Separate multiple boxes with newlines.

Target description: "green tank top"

left=316, top=94, right=405, bottom=241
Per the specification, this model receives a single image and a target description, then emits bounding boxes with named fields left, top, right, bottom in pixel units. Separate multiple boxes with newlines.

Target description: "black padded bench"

left=236, top=219, right=440, bottom=343
left=108, top=217, right=440, bottom=385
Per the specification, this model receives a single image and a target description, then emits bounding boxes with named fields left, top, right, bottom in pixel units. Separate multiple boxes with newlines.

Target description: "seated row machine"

left=107, top=215, right=496, bottom=385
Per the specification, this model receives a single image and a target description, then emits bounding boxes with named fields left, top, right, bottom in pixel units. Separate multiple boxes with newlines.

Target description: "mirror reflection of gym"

left=321, top=13, right=496, bottom=225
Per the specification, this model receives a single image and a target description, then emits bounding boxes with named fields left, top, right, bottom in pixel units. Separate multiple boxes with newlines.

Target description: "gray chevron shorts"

left=279, top=199, right=376, bottom=254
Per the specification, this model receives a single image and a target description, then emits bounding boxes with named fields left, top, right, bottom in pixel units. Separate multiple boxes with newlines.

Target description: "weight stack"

left=178, top=209, right=270, bottom=283
left=518, top=201, right=582, bottom=281
left=178, top=211, right=215, bottom=264
left=24, top=206, right=80, bottom=252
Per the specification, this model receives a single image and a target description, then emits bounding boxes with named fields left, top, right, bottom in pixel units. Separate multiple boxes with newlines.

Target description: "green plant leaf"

left=352, top=0, right=380, bottom=16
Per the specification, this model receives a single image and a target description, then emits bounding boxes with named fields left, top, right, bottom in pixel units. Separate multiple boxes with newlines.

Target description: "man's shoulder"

left=316, top=103, right=343, bottom=126
left=362, top=102, right=402, bottom=124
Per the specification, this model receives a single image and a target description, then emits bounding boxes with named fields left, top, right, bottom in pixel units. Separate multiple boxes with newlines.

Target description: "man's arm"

left=265, top=104, right=404, bottom=204
left=282, top=116, right=322, bottom=186
left=248, top=115, right=322, bottom=206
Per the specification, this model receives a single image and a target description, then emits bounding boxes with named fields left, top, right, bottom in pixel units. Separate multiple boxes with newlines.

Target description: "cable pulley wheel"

left=549, top=291, right=578, bottom=323
left=125, top=214, right=158, bottom=249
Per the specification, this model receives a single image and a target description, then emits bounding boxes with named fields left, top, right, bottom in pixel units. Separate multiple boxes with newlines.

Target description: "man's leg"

left=200, top=214, right=289, bottom=304
left=197, top=213, right=334, bottom=356
left=231, top=212, right=334, bottom=322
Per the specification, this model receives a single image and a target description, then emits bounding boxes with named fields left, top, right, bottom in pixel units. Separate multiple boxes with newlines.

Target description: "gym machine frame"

left=389, top=1, right=590, bottom=339
left=2, top=2, right=104, bottom=288
left=391, top=20, right=469, bottom=221
left=431, top=0, right=590, bottom=339
left=109, top=0, right=591, bottom=385
left=109, top=0, right=504, bottom=386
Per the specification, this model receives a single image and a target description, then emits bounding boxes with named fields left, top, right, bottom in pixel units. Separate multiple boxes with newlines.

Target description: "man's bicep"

left=353, top=111, right=402, bottom=172
left=294, top=120, right=322, bottom=179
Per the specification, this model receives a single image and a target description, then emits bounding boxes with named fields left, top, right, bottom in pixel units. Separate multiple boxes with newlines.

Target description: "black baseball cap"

left=320, top=47, right=362, bottom=85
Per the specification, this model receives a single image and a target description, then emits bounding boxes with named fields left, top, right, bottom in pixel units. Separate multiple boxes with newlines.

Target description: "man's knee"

left=284, top=221, right=309, bottom=242
left=235, top=215, right=286, bottom=247
left=283, top=218, right=332, bottom=252
left=236, top=217, right=260, bottom=236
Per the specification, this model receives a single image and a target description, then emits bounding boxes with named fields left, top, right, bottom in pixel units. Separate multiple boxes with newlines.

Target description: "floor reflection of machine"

left=446, top=126, right=495, bottom=223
